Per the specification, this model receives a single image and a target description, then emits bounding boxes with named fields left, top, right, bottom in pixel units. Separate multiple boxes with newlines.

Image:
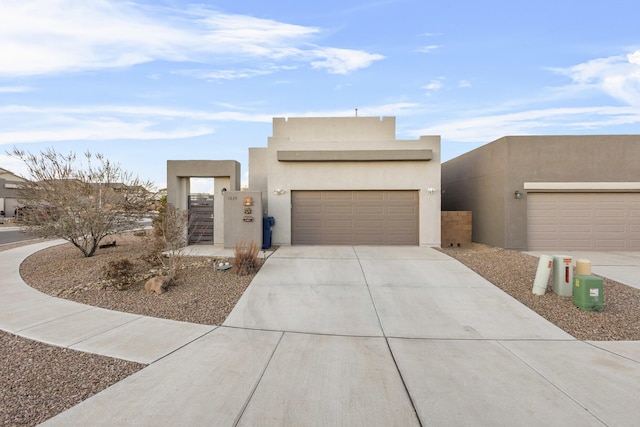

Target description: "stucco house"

left=0, top=167, right=26, bottom=218
left=441, top=135, right=640, bottom=251
left=168, top=116, right=441, bottom=247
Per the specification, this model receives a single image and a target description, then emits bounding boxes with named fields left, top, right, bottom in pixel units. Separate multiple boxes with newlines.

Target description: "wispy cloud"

left=410, top=50, right=640, bottom=142
left=423, top=79, right=444, bottom=95
left=417, top=45, right=439, bottom=53
left=551, top=50, right=640, bottom=106
left=175, top=65, right=297, bottom=81
left=310, top=48, right=385, bottom=75
left=0, top=154, right=29, bottom=178
left=0, top=86, right=35, bottom=93
left=0, top=1, right=383, bottom=77
left=0, top=121, right=215, bottom=145
left=411, top=106, right=640, bottom=142
left=0, top=102, right=419, bottom=145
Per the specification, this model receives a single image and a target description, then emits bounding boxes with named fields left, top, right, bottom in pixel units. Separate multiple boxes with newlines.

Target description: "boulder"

left=144, top=276, right=171, bottom=295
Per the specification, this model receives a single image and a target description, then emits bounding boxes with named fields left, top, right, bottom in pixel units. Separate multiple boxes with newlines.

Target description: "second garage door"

left=292, top=190, right=419, bottom=245
left=527, top=192, right=640, bottom=250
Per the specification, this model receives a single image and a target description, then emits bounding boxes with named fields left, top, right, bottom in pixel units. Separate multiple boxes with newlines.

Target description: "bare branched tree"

left=10, top=147, right=156, bottom=257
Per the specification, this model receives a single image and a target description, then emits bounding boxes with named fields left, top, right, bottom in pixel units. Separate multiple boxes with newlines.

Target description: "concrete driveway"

left=38, top=245, right=640, bottom=426
left=527, top=250, right=640, bottom=290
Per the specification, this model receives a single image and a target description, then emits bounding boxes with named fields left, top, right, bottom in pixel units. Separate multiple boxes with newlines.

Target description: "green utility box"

left=573, top=275, right=604, bottom=312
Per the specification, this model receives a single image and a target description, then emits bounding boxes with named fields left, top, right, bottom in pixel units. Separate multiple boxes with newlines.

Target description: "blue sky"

left=1, top=0, right=639, bottom=192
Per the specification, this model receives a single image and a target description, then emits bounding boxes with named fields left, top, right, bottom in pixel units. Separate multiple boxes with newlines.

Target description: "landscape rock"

left=144, top=276, right=171, bottom=295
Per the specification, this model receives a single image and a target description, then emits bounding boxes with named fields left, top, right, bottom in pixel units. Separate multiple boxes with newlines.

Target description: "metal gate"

left=188, top=195, right=214, bottom=244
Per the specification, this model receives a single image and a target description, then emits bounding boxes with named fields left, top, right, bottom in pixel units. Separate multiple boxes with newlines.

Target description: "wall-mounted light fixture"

left=427, top=187, right=438, bottom=195
left=221, top=187, right=227, bottom=195
left=514, top=190, right=522, bottom=199
left=273, top=188, right=285, bottom=195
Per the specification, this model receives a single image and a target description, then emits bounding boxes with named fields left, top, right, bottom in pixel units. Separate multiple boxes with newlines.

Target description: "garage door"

left=292, top=190, right=419, bottom=245
left=527, top=193, right=640, bottom=250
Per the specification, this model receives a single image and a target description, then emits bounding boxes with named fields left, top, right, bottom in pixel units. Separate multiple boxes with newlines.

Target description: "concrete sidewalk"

left=2, top=243, right=640, bottom=426
left=0, top=241, right=215, bottom=364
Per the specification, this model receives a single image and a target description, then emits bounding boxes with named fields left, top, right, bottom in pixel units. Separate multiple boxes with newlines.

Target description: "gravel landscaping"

left=2, top=235, right=639, bottom=426
left=2, top=232, right=263, bottom=427
left=438, top=244, right=640, bottom=341
left=19, top=233, right=261, bottom=326
left=0, top=333, right=144, bottom=427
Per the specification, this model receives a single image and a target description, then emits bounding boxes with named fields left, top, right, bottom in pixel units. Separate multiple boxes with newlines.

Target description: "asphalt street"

left=0, top=227, right=33, bottom=246
left=0, top=219, right=152, bottom=247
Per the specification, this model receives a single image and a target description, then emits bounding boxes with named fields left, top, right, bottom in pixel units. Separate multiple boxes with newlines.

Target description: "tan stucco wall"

left=167, top=160, right=241, bottom=209
left=251, top=117, right=441, bottom=246
left=442, top=135, right=640, bottom=249
left=272, top=116, right=396, bottom=141
left=248, top=147, right=269, bottom=213
left=441, top=139, right=508, bottom=248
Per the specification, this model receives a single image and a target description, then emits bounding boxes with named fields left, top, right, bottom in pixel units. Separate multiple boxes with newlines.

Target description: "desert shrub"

left=234, top=240, right=260, bottom=276
left=103, top=258, right=135, bottom=290
left=144, top=200, right=190, bottom=282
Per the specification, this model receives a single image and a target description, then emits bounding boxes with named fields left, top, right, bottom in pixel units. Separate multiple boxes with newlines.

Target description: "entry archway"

left=166, top=160, right=241, bottom=245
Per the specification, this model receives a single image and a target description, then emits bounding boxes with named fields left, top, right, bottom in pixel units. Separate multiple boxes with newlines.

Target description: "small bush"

left=103, top=258, right=135, bottom=290
left=234, top=240, right=260, bottom=276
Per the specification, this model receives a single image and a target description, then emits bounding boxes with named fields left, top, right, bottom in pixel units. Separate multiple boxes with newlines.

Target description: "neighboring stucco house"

left=168, top=116, right=441, bottom=247
left=0, top=167, right=26, bottom=217
left=441, top=135, right=640, bottom=251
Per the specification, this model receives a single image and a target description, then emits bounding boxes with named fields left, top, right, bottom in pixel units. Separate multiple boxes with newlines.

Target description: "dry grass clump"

left=234, top=240, right=261, bottom=276
left=102, top=257, right=136, bottom=290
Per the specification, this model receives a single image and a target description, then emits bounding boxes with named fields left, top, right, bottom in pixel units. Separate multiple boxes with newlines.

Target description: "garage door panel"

left=561, top=239, right=595, bottom=250
left=595, top=224, right=626, bottom=233
left=528, top=193, right=640, bottom=250
left=561, top=224, right=591, bottom=232
left=356, top=235, right=385, bottom=244
left=296, top=206, right=322, bottom=214
left=296, top=232, right=323, bottom=242
left=292, top=190, right=418, bottom=245
left=326, top=205, right=355, bottom=215
left=594, top=240, right=626, bottom=250
left=325, top=233, right=357, bottom=244
left=387, top=236, right=416, bottom=245
left=387, top=206, right=418, bottom=215
left=528, top=209, right=557, bottom=218
left=356, top=191, right=384, bottom=201
left=529, top=223, right=558, bottom=232
left=595, top=209, right=626, bottom=219
left=388, top=219, right=416, bottom=227
left=357, top=219, right=385, bottom=228
left=295, top=192, right=322, bottom=201
left=326, top=192, right=355, bottom=200
left=560, top=209, right=592, bottom=218
left=356, top=206, right=384, bottom=214
left=326, top=221, right=355, bottom=229
left=388, top=191, right=417, bottom=200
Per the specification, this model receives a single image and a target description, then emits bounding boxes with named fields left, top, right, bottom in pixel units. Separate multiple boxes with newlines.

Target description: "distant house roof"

left=0, top=167, right=27, bottom=182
